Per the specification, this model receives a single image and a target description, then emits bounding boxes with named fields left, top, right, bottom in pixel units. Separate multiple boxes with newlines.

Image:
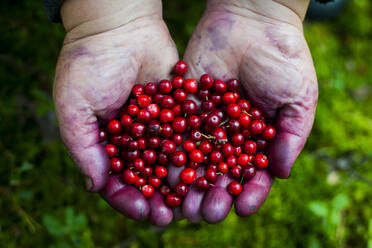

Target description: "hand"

left=170, top=0, right=318, bottom=223
left=53, top=0, right=178, bottom=226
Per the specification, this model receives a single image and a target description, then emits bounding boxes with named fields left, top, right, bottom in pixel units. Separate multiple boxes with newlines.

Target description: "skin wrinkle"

left=207, top=17, right=234, bottom=51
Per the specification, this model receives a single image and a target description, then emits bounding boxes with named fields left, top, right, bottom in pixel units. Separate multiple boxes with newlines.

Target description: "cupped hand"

left=53, top=2, right=178, bottom=226
left=169, top=0, right=318, bottom=223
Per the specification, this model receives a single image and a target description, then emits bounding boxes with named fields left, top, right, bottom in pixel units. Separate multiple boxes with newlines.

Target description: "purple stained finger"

left=234, top=170, right=273, bottom=216
left=182, top=167, right=205, bottom=222
left=100, top=175, right=149, bottom=221
left=148, top=192, right=173, bottom=226
left=167, top=164, right=185, bottom=188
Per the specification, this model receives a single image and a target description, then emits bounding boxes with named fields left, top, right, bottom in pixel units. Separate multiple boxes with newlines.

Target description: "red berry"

left=227, top=181, right=242, bottom=195
left=131, top=123, right=145, bottom=138
left=120, top=114, right=132, bottom=127
left=174, top=61, right=188, bottom=76
left=160, top=185, right=171, bottom=196
left=249, top=107, right=262, bottom=120
left=157, top=152, right=168, bottom=165
left=131, top=84, right=144, bottom=97
left=211, top=128, right=227, bottom=143
left=250, top=119, right=265, bottom=135
left=134, top=177, right=146, bottom=188
left=173, top=134, right=183, bottom=146
left=197, top=89, right=210, bottom=100
left=242, top=165, right=256, bottom=180
left=196, top=177, right=210, bottom=191
left=147, top=103, right=160, bottom=118
left=210, top=93, right=222, bottom=106
left=107, top=120, right=121, bottom=134
left=222, top=144, right=234, bottom=157
left=144, top=82, right=157, bottom=95
left=206, top=113, right=221, bottom=129
left=262, top=124, right=276, bottom=140
left=237, top=99, right=250, bottom=112
left=158, top=80, right=172, bottom=94
left=234, top=146, right=242, bottom=156
left=231, top=133, right=244, bottom=146
left=230, top=165, right=242, bottom=179
left=218, top=162, right=229, bottom=173
left=148, top=175, right=162, bottom=188
left=142, top=149, right=157, bottom=164
left=200, top=74, right=213, bottom=90
left=121, top=150, right=140, bottom=161
left=122, top=169, right=137, bottom=184
left=227, top=119, right=240, bottom=134
left=238, top=154, right=250, bottom=166
left=174, top=183, right=189, bottom=197
left=171, top=151, right=187, bottom=167
left=137, top=94, right=151, bottom=108
left=226, top=104, right=241, bottom=118
left=155, top=166, right=168, bottom=178
left=243, top=140, right=257, bottom=154
left=147, top=120, right=161, bottom=136
left=254, top=154, right=269, bottom=169
left=133, top=158, right=145, bottom=172
left=205, top=168, right=217, bottom=183
left=239, top=112, right=251, bottom=127
left=187, top=115, right=201, bottom=129
left=183, top=140, right=196, bottom=152
left=152, top=93, right=164, bottom=104
left=166, top=193, right=182, bottom=207
left=142, top=166, right=153, bottom=177
left=172, top=76, right=184, bottom=89
left=223, top=92, right=237, bottom=104
left=173, top=89, right=187, bottom=103
left=201, top=100, right=215, bottom=112
left=190, top=130, right=202, bottom=142
left=180, top=168, right=196, bottom=184
left=110, top=135, right=122, bottom=146
left=256, top=139, right=268, bottom=150
left=137, top=109, right=151, bottom=123
left=110, top=157, right=124, bottom=173
left=172, top=104, right=182, bottom=116
left=127, top=104, right=139, bottom=117
left=160, top=124, right=173, bottom=138
left=162, top=140, right=176, bottom=154
left=227, top=78, right=240, bottom=91
left=159, top=109, right=175, bottom=123
left=213, top=79, right=227, bottom=93
left=187, top=161, right=200, bottom=169
left=189, top=149, right=204, bottom=163
left=161, top=95, right=175, bottom=109
left=141, top=184, right=154, bottom=198
left=199, top=141, right=212, bottom=154
left=226, top=155, right=237, bottom=167
left=172, top=116, right=187, bottom=133
left=181, top=100, right=197, bottom=115
left=98, top=129, right=107, bottom=142
left=209, top=150, right=223, bottom=163
left=148, top=137, right=160, bottom=149
left=183, top=78, right=198, bottom=94
left=105, top=144, right=117, bottom=157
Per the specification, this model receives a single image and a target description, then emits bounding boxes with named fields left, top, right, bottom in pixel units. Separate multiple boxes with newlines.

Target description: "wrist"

left=206, top=0, right=309, bottom=28
left=61, top=0, right=163, bottom=43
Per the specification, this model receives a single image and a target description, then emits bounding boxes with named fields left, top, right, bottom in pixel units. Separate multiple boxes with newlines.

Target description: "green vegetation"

left=1, top=1, right=371, bottom=247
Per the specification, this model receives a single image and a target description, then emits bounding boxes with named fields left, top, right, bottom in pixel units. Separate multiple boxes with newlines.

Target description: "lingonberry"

left=148, top=137, right=160, bottom=149
left=211, top=128, right=227, bottom=143
left=226, top=119, right=240, bottom=134
left=231, top=133, right=244, bottom=146
left=120, top=114, right=133, bottom=128
left=171, top=151, right=187, bottom=167
left=200, top=74, right=213, bottom=90
left=183, top=78, right=198, bottom=94
left=142, top=149, right=157, bottom=164
left=196, top=177, right=210, bottom=191
left=199, top=140, right=212, bottom=154
left=137, top=109, right=151, bottom=123
left=213, top=79, right=227, bottom=93
left=160, top=185, right=170, bottom=196
left=180, top=168, right=197, bottom=184
left=147, top=103, right=160, bottom=118
left=165, top=193, right=182, bottom=207
left=131, top=84, right=144, bottom=97
left=127, top=104, right=139, bottom=117
left=173, top=61, right=188, bottom=76
left=133, top=158, right=145, bottom=172
left=110, top=157, right=124, bottom=173
left=189, top=149, right=204, bottom=163
left=98, top=129, right=107, bottom=142
left=210, top=93, right=222, bottom=106
left=134, top=177, right=146, bottom=188
left=171, top=76, right=184, bottom=89
left=172, top=116, right=187, bottom=133
left=183, top=140, right=195, bottom=152
left=234, top=146, right=242, bottom=156
left=227, top=181, right=242, bottom=196
left=137, top=138, right=147, bottom=149
left=107, top=120, right=121, bottom=134
left=226, top=78, right=240, bottom=91
left=207, top=163, right=217, bottom=171
left=181, top=99, right=197, bottom=115
left=237, top=99, right=250, bottom=112
left=187, top=161, right=200, bottom=169
left=173, top=134, right=183, bottom=146
left=239, top=112, right=251, bottom=127
left=122, top=169, right=138, bottom=185
left=209, top=150, right=223, bottom=163
left=238, top=154, right=250, bottom=167
left=205, top=168, right=217, bottom=183
left=256, top=139, right=268, bottom=150
left=242, top=165, right=256, bottom=180
left=147, top=120, right=161, bottom=136
left=141, top=184, right=155, bottom=198
left=223, top=92, right=238, bottom=104
left=144, top=82, right=157, bottom=95
left=173, top=89, right=187, bottom=103
left=155, top=166, right=168, bottom=178
left=262, top=124, right=276, bottom=140
left=159, top=109, right=175, bottom=123
left=110, top=135, right=122, bottom=146
left=201, top=100, right=215, bottom=112
left=249, top=107, right=262, bottom=120
left=254, top=154, right=269, bottom=169
left=190, top=129, right=202, bottom=142
left=222, top=144, right=234, bottom=157
left=142, top=166, right=153, bottom=177
left=218, top=162, right=229, bottom=173
left=174, top=183, right=189, bottom=197
left=148, top=175, right=162, bottom=188
left=243, top=140, right=256, bottom=154
left=172, top=104, right=182, bottom=116
left=157, top=153, right=168, bottom=165
left=160, top=124, right=173, bottom=138
left=122, top=150, right=140, bottom=161
left=162, top=140, right=176, bottom=154
left=250, top=119, right=265, bottom=135
left=152, top=93, right=164, bottom=104
left=230, top=165, right=242, bottom=179
left=196, top=89, right=210, bottom=100
left=161, top=95, right=175, bottom=109
left=226, top=155, right=237, bottom=167
left=128, top=140, right=139, bottom=151
left=137, top=94, right=151, bottom=108
left=105, top=144, right=117, bottom=157
left=226, top=104, right=241, bottom=118
left=158, top=80, right=172, bottom=94
left=187, top=115, right=201, bottom=129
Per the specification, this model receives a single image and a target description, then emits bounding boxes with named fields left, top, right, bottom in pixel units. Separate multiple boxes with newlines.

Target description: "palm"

left=53, top=19, right=178, bottom=225
left=179, top=9, right=318, bottom=222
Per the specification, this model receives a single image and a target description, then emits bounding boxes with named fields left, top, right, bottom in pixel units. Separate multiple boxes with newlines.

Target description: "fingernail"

left=85, top=177, right=94, bottom=191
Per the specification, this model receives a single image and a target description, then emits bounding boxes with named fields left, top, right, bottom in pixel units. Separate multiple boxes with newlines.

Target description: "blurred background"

left=1, top=0, right=372, bottom=247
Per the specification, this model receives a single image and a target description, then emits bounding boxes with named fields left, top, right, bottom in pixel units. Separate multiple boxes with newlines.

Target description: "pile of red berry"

left=99, top=61, right=275, bottom=207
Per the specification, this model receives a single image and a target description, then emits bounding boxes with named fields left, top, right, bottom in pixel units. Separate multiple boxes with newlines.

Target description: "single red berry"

left=223, top=92, right=238, bottom=104
left=171, top=76, right=184, bottom=89
left=165, top=193, right=182, bottom=207
left=110, top=135, right=122, bottom=146
left=187, top=115, right=201, bottom=129
left=227, top=181, right=242, bottom=195
left=137, top=94, right=151, bottom=108
left=262, top=124, right=276, bottom=140
left=158, top=80, right=172, bottom=94
left=189, top=149, right=204, bottom=163
left=187, top=161, right=200, bottom=169
left=242, top=165, right=256, bottom=180
left=172, top=116, right=187, bottom=133
left=213, top=79, right=227, bottom=93
left=200, top=74, right=213, bottom=90
left=227, top=78, right=240, bottom=91
left=207, top=163, right=217, bottom=171
left=180, top=168, right=197, bottom=184
left=147, top=103, right=160, bottom=118
left=105, top=144, right=117, bottom=157
left=209, top=150, right=223, bottom=163
left=174, top=61, right=188, bottom=76
left=152, top=93, right=164, bottom=104
left=226, top=119, right=240, bottom=134
left=226, top=104, right=241, bottom=118
left=197, top=89, right=210, bottom=100
left=134, top=177, right=146, bottom=188
left=147, top=120, right=161, bottom=136
left=173, top=134, right=183, bottom=146
left=127, top=140, right=138, bottom=151
left=222, top=144, right=234, bottom=157
left=190, top=129, right=202, bottom=142
left=161, top=140, right=176, bottom=154
left=161, top=95, right=175, bottom=109
left=171, top=151, right=187, bottom=167
left=183, top=78, right=198, bottom=94
left=131, top=122, right=145, bottom=138
left=107, top=120, right=121, bottom=134
left=211, top=128, right=227, bottom=143
left=131, top=84, right=144, bottom=97
left=120, top=114, right=133, bottom=127
left=172, top=104, right=182, bottom=116
left=210, top=93, right=222, bottom=106
left=238, top=154, right=250, bottom=167
left=199, top=140, right=212, bottom=154
left=148, top=175, right=162, bottom=188
left=155, top=166, right=167, bottom=178
left=196, top=177, right=210, bottom=191
left=201, top=100, right=215, bottom=112
left=137, top=109, right=151, bottom=123
left=205, top=113, right=221, bottom=130
left=181, top=100, right=197, bottom=115
left=127, top=104, right=139, bottom=117
left=98, top=129, right=107, bottom=142
left=249, top=107, right=262, bottom=120
left=212, top=109, right=225, bottom=120
left=142, top=166, right=153, bottom=177
left=243, top=140, right=257, bottom=154
left=144, top=82, right=157, bottom=95
left=254, top=154, right=269, bottom=169
left=239, top=112, right=251, bottom=127
left=133, top=158, right=145, bottom=172
left=142, top=149, right=157, bottom=164
left=160, top=185, right=171, bottom=196
left=250, top=119, right=265, bottom=135
left=157, top=152, right=168, bottom=165
left=230, top=165, right=242, bottom=179
left=159, top=109, right=175, bottom=123
left=226, top=155, right=237, bottom=167
left=141, top=185, right=154, bottom=198
left=174, top=183, right=189, bottom=197
left=183, top=140, right=196, bottom=152
left=122, top=169, right=137, bottom=184
left=121, top=150, right=140, bottom=161
left=218, top=162, right=229, bottom=173
left=231, top=133, right=244, bottom=146
left=173, top=89, right=187, bottom=104
left=205, top=168, right=217, bottom=183
left=256, top=139, right=268, bottom=150
left=234, top=146, right=242, bottom=156
left=110, top=157, right=124, bottom=173
left=148, top=137, right=160, bottom=149
left=160, top=124, right=173, bottom=138
left=237, top=99, right=250, bottom=112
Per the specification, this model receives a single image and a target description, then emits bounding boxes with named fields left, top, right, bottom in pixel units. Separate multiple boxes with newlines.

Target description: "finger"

left=167, top=165, right=186, bottom=188
left=234, top=170, right=273, bottom=216
left=201, top=174, right=234, bottom=224
left=267, top=103, right=315, bottom=178
left=100, top=175, right=150, bottom=221
left=182, top=167, right=205, bottom=223
left=148, top=192, right=173, bottom=226
left=172, top=207, right=185, bottom=221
